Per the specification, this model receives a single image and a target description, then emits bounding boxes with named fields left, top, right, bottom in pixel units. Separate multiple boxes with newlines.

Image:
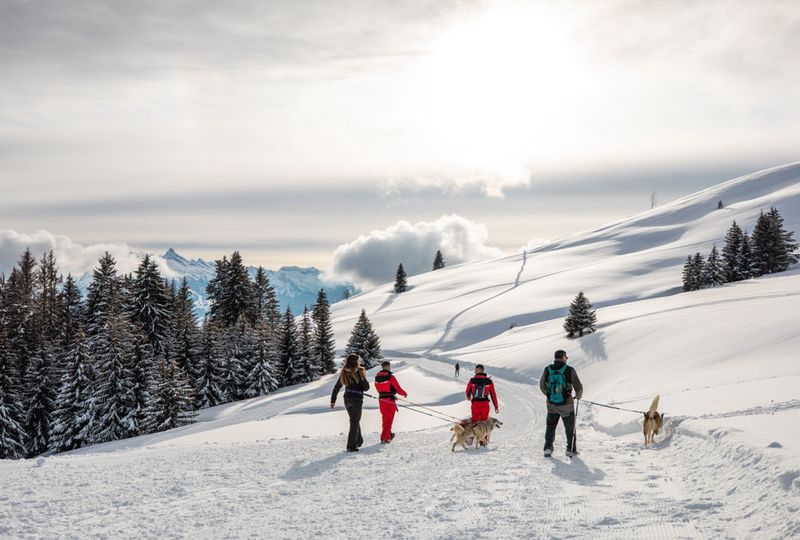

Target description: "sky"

left=1, top=0, right=798, bottom=286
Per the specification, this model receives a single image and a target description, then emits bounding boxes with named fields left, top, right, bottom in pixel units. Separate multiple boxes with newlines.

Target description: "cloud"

left=0, top=230, right=177, bottom=280
left=327, top=215, right=503, bottom=288
left=383, top=164, right=532, bottom=198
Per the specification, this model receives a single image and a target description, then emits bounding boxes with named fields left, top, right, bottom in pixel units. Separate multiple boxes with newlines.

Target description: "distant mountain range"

left=78, top=248, right=357, bottom=319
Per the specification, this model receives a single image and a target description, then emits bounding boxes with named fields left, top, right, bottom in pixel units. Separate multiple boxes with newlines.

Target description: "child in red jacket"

left=374, top=361, right=408, bottom=444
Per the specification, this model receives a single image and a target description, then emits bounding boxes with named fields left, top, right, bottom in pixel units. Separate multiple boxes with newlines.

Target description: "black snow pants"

left=544, top=412, right=576, bottom=452
left=344, top=398, right=364, bottom=450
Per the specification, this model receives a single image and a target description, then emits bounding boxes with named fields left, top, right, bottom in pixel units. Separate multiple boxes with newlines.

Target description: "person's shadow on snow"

left=550, top=456, right=605, bottom=485
left=281, top=444, right=384, bottom=481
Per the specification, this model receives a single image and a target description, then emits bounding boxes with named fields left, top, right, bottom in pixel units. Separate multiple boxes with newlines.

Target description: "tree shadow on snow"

left=550, top=456, right=605, bottom=485
left=577, top=332, right=608, bottom=365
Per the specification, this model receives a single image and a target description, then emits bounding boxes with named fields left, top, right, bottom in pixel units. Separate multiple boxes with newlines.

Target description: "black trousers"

left=544, top=412, right=576, bottom=452
left=344, top=399, right=364, bottom=450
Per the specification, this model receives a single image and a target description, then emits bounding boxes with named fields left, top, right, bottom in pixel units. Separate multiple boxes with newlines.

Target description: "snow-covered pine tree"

left=132, top=255, right=172, bottom=358
left=170, top=278, right=199, bottom=379
left=193, top=321, right=227, bottom=408
left=691, top=253, right=706, bottom=289
left=722, top=221, right=744, bottom=282
left=681, top=256, right=696, bottom=292
left=5, top=249, right=38, bottom=383
left=345, top=309, right=383, bottom=369
left=279, top=308, right=303, bottom=386
left=35, top=251, right=62, bottom=347
left=59, top=274, right=83, bottom=348
left=50, top=326, right=93, bottom=453
left=298, top=307, right=315, bottom=382
left=245, top=323, right=279, bottom=397
left=85, top=252, right=122, bottom=345
left=311, top=289, right=336, bottom=375
left=738, top=231, right=756, bottom=279
left=0, top=326, right=27, bottom=459
left=767, top=207, right=799, bottom=272
left=433, top=250, right=445, bottom=270
left=251, top=267, right=270, bottom=325
left=751, top=207, right=798, bottom=275
left=563, top=292, right=597, bottom=338
left=143, top=351, right=195, bottom=433
left=24, top=344, right=56, bottom=456
left=91, top=315, right=138, bottom=444
left=394, top=264, right=408, bottom=293
left=206, top=256, right=229, bottom=324
left=703, top=245, right=726, bottom=287
left=129, top=338, right=152, bottom=436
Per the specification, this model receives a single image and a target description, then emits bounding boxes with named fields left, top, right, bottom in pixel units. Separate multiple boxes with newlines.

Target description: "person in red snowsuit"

left=374, top=361, right=408, bottom=444
left=466, top=364, right=499, bottom=422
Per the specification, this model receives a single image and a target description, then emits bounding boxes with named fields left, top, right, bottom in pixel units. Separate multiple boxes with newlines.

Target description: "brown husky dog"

left=643, top=395, right=664, bottom=445
left=450, top=418, right=503, bottom=451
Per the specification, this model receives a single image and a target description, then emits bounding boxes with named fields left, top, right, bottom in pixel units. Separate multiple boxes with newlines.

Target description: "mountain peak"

left=163, top=248, right=184, bottom=262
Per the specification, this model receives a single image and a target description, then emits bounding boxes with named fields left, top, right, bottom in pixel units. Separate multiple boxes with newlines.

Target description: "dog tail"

left=647, top=395, right=660, bottom=415
left=450, top=424, right=465, bottom=435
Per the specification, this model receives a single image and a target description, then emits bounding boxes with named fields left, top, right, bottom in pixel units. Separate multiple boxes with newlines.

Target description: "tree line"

left=682, top=207, right=798, bottom=291
left=0, top=249, right=382, bottom=459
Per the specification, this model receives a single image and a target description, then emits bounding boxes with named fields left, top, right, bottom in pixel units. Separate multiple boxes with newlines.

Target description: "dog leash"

left=344, top=389, right=458, bottom=424
left=394, top=396, right=466, bottom=423
left=579, top=399, right=647, bottom=415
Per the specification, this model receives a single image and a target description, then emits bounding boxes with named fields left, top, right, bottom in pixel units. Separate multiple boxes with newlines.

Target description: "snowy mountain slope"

left=76, top=248, right=356, bottom=317
left=3, top=163, right=800, bottom=539
left=330, top=162, right=800, bottom=355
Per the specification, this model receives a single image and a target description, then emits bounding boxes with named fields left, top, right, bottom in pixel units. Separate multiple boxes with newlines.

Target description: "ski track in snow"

left=2, top=357, right=797, bottom=539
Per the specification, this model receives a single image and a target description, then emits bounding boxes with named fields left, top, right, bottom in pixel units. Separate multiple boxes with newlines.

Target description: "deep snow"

left=2, top=163, right=800, bottom=539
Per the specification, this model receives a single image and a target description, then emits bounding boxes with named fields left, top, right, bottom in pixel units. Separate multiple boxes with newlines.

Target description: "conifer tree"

left=35, top=251, right=62, bottom=347
left=50, top=326, right=93, bottom=453
left=59, top=274, right=83, bottom=348
left=194, top=322, right=227, bottom=408
left=170, top=278, right=199, bottom=378
left=251, top=267, right=271, bottom=325
left=722, top=221, right=744, bottom=282
left=394, top=264, right=408, bottom=293
left=206, top=256, right=229, bottom=323
left=143, top=353, right=195, bottom=433
left=226, top=252, right=254, bottom=326
left=691, top=253, right=706, bottom=289
left=311, top=289, right=336, bottom=375
left=433, top=250, right=445, bottom=270
left=703, top=245, right=726, bottom=287
left=5, top=249, right=38, bottom=382
left=0, top=327, right=26, bottom=459
left=24, top=344, right=56, bottom=456
left=245, top=323, right=279, bottom=397
left=752, top=207, right=799, bottom=275
left=345, top=309, right=383, bottom=369
left=91, top=316, right=138, bottom=444
left=298, top=307, right=315, bottom=382
left=129, top=338, right=151, bottom=435
left=279, top=308, right=303, bottom=386
left=132, top=255, right=172, bottom=357
left=563, top=292, right=597, bottom=338
left=738, top=231, right=756, bottom=279
left=682, top=256, right=697, bottom=292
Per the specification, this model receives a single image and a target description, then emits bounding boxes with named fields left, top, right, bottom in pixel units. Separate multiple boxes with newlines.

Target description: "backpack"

left=470, top=377, right=491, bottom=400
left=546, top=365, right=569, bottom=404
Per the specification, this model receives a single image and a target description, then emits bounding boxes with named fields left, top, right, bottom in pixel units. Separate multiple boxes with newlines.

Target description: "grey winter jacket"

left=539, top=361, right=583, bottom=417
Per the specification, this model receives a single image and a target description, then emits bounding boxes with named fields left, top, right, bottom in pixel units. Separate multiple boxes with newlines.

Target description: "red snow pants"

left=471, top=400, right=490, bottom=422
left=379, top=399, right=397, bottom=442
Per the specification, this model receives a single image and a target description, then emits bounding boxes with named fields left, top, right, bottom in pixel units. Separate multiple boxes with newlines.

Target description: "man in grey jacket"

left=539, top=350, right=583, bottom=458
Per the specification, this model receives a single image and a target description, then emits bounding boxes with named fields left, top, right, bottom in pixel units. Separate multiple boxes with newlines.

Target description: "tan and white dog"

left=450, top=418, right=503, bottom=451
left=643, top=395, right=664, bottom=445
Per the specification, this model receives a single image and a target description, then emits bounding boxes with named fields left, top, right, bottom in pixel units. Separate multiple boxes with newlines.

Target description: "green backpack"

left=547, top=365, right=569, bottom=404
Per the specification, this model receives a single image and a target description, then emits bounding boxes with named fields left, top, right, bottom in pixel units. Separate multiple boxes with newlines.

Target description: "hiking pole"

left=572, top=398, right=579, bottom=455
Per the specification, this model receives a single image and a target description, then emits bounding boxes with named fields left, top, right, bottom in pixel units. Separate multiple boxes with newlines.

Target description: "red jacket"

left=374, top=370, right=407, bottom=400
left=466, top=374, right=498, bottom=408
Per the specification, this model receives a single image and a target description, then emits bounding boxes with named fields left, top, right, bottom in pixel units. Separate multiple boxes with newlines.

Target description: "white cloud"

left=327, top=215, right=503, bottom=288
left=0, top=229, right=177, bottom=280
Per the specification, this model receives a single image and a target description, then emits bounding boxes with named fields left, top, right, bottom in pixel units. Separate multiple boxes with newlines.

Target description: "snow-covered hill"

left=77, top=248, right=357, bottom=317
left=3, top=163, right=799, bottom=539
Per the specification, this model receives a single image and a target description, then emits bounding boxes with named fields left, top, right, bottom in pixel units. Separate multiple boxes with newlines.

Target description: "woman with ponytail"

left=330, top=353, right=370, bottom=452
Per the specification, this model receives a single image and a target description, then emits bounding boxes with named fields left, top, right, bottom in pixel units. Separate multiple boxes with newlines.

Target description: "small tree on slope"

left=703, top=245, right=726, bottom=288
left=563, top=292, right=597, bottom=338
left=345, top=309, right=383, bottom=369
left=433, top=250, right=445, bottom=270
left=394, top=264, right=408, bottom=293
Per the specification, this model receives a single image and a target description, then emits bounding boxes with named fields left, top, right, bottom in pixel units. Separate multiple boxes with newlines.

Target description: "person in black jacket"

left=539, top=350, right=583, bottom=458
left=330, top=353, right=370, bottom=452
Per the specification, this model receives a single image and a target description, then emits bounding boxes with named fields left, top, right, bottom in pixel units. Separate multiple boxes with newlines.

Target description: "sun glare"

left=411, top=4, right=589, bottom=173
